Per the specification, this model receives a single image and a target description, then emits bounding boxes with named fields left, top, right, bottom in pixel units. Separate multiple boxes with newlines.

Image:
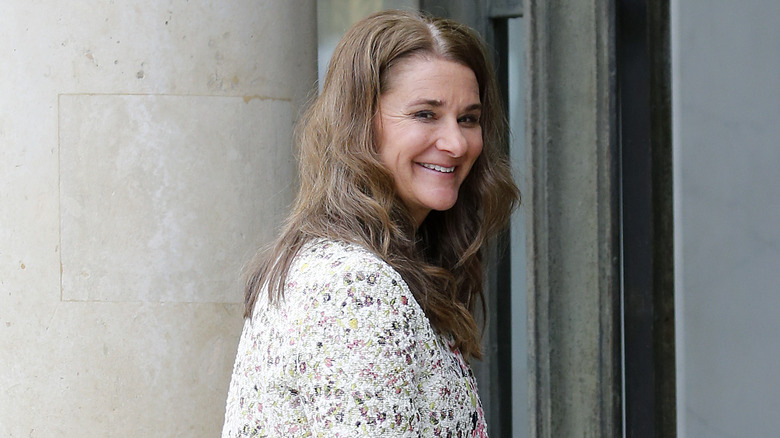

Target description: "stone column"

left=0, top=1, right=316, bottom=436
left=526, top=1, right=622, bottom=436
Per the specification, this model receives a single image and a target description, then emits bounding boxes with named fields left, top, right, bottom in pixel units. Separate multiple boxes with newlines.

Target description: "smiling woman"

left=222, top=9, right=519, bottom=437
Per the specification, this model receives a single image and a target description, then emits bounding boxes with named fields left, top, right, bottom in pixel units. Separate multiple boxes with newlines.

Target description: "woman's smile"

left=419, top=163, right=456, bottom=173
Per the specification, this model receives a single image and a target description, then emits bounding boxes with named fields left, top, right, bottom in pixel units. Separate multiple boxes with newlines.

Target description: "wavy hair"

left=244, top=10, right=519, bottom=360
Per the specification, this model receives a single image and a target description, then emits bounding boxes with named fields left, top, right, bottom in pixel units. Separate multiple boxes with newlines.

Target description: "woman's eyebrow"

left=407, top=99, right=483, bottom=111
left=408, top=98, right=444, bottom=107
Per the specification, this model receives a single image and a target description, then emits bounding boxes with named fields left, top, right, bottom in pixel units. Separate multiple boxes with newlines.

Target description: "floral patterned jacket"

left=222, top=239, right=487, bottom=437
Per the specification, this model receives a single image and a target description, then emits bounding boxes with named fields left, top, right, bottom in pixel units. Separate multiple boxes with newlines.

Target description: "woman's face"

left=375, top=56, right=483, bottom=226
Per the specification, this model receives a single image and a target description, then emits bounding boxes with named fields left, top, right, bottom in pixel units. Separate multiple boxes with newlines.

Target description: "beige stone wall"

left=0, top=1, right=316, bottom=436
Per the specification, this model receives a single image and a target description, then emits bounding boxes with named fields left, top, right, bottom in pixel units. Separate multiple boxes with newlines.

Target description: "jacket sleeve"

left=287, top=253, right=429, bottom=437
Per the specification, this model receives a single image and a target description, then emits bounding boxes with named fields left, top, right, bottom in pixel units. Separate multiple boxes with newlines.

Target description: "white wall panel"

left=0, top=1, right=316, bottom=435
left=59, top=95, right=292, bottom=303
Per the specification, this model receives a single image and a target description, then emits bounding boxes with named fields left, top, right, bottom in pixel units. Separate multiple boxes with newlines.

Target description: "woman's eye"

left=458, top=114, right=480, bottom=125
left=413, top=111, right=435, bottom=120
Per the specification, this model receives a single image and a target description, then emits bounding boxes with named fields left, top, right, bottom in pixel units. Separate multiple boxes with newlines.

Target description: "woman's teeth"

left=420, top=163, right=455, bottom=173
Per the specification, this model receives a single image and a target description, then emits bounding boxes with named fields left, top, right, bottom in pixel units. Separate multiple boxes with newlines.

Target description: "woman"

left=223, top=10, right=519, bottom=437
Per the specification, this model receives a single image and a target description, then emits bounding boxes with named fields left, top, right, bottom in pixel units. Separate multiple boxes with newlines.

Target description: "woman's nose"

left=435, top=120, right=468, bottom=157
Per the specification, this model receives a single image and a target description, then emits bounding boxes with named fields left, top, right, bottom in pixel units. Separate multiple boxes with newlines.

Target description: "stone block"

left=59, top=94, right=294, bottom=303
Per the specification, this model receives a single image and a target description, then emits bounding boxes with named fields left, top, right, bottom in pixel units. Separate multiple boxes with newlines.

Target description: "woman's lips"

left=419, top=163, right=455, bottom=173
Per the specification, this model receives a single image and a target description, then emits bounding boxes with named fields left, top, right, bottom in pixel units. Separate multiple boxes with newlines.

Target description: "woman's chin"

left=427, top=197, right=459, bottom=213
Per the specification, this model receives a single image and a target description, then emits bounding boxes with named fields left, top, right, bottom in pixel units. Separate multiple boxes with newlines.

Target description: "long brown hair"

left=244, top=10, right=519, bottom=360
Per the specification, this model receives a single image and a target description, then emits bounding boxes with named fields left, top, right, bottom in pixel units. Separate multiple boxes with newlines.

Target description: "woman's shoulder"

left=297, top=238, right=381, bottom=262
left=282, top=238, right=423, bottom=320
left=290, top=238, right=398, bottom=284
